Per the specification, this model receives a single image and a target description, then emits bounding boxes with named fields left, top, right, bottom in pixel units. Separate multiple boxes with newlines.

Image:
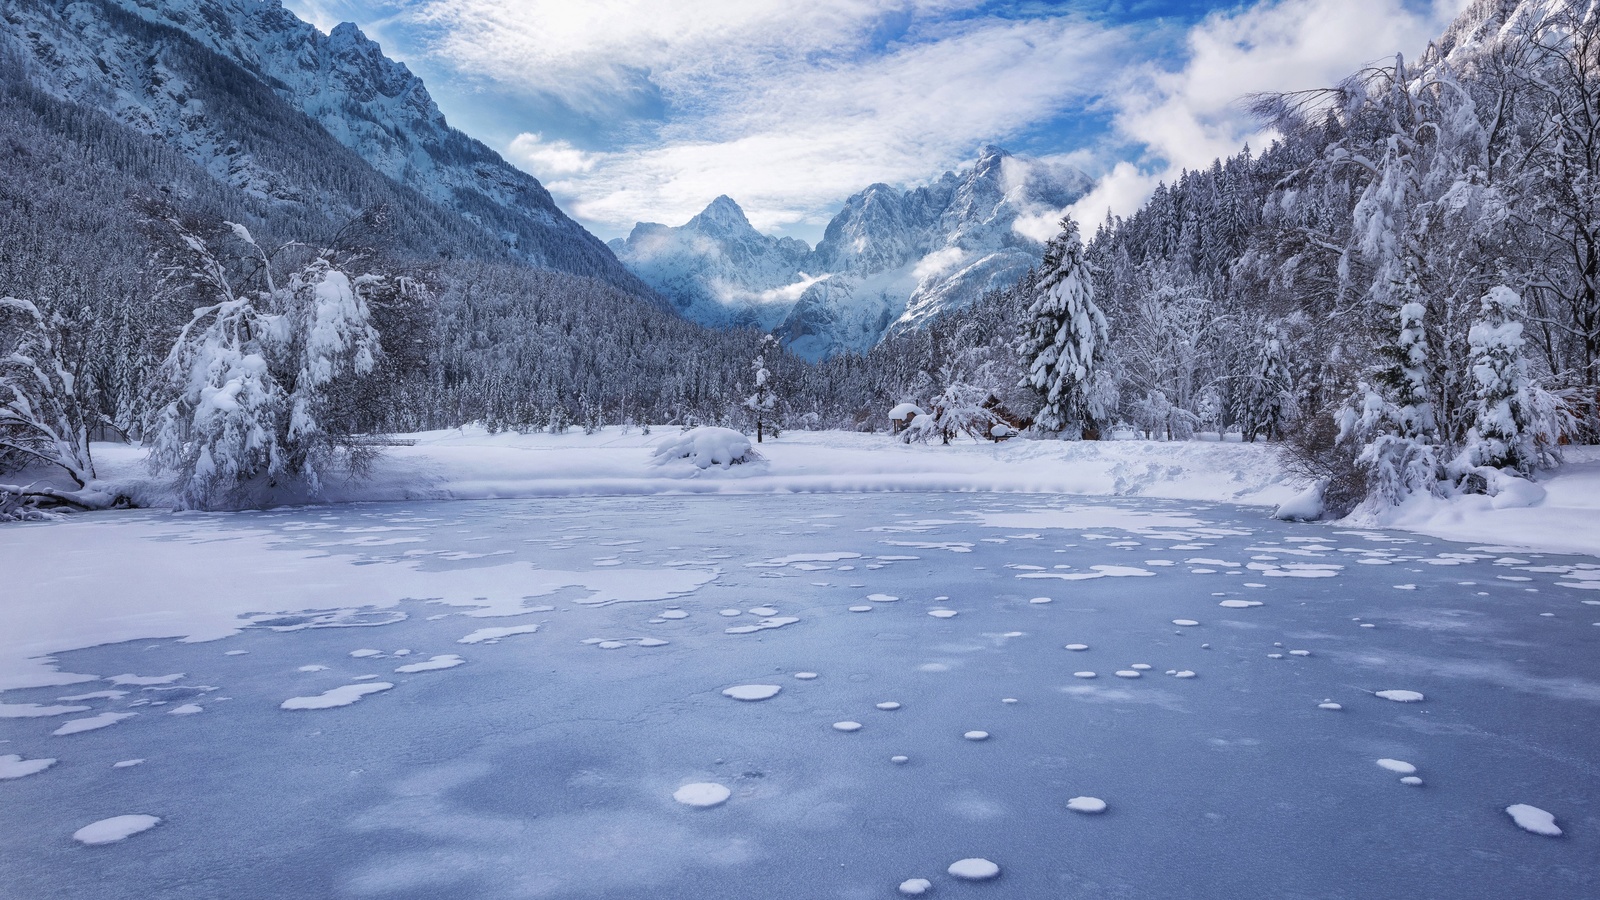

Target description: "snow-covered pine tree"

left=900, top=375, right=998, bottom=445
left=1017, top=218, right=1108, bottom=438
left=744, top=333, right=779, bottom=442
left=146, top=220, right=384, bottom=507
left=1451, top=285, right=1557, bottom=482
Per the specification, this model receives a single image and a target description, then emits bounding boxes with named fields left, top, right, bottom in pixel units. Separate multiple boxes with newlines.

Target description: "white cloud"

left=506, top=133, right=597, bottom=179
left=389, top=2, right=1124, bottom=237
left=1071, top=0, right=1472, bottom=223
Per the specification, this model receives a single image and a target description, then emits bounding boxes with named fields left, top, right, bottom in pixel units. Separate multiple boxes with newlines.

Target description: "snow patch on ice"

left=0, top=754, right=56, bottom=779
left=280, top=682, right=394, bottom=710
left=722, top=684, right=781, bottom=701
left=1505, top=804, right=1561, bottom=836
left=73, top=814, right=160, bottom=845
left=394, top=655, right=465, bottom=673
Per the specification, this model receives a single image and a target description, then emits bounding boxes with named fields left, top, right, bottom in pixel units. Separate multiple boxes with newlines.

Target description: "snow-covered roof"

left=888, top=403, right=924, bottom=420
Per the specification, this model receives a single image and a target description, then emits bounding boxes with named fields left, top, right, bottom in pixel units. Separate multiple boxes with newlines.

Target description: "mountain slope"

left=1, top=0, right=648, bottom=292
left=611, top=146, right=1092, bottom=358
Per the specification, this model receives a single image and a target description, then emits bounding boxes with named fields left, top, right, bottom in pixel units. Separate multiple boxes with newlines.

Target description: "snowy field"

left=2, top=491, right=1596, bottom=899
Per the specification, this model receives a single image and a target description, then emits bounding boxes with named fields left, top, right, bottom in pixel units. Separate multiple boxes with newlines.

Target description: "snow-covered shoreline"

left=17, top=429, right=1600, bottom=558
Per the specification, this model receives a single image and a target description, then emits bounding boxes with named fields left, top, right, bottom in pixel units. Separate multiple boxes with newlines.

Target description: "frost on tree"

left=1017, top=218, right=1108, bottom=438
left=899, top=376, right=1001, bottom=445
left=0, top=297, right=95, bottom=489
left=146, top=220, right=385, bottom=508
left=743, top=333, right=780, bottom=442
left=1451, top=285, right=1560, bottom=484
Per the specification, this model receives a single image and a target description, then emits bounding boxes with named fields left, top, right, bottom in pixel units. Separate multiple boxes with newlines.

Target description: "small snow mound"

left=1377, top=759, right=1417, bottom=775
left=794, top=672, right=819, bottom=680
left=1029, top=596, right=1053, bottom=604
left=1174, top=670, right=1196, bottom=679
left=1318, top=702, right=1343, bottom=711
left=947, top=858, right=1001, bottom=881
left=722, top=684, right=782, bottom=701
left=877, top=701, right=902, bottom=710
left=891, top=755, right=910, bottom=764
left=899, top=877, right=933, bottom=895
left=1073, top=671, right=1096, bottom=678
left=1375, top=690, right=1424, bottom=703
left=1505, top=804, right=1561, bottom=836
left=964, top=731, right=990, bottom=741
left=651, top=427, right=763, bottom=470
left=1218, top=599, right=1263, bottom=608
left=73, top=815, right=160, bottom=845
left=833, top=721, right=863, bottom=732
left=167, top=704, right=203, bottom=715
left=1067, top=796, right=1108, bottom=814
left=1064, top=643, right=1089, bottom=651
left=1400, top=776, right=1423, bottom=786
left=928, top=609, right=959, bottom=618
left=394, top=654, right=464, bottom=673
left=673, top=782, right=731, bottom=808
left=1172, top=619, right=1200, bottom=626
left=1114, top=670, right=1141, bottom=678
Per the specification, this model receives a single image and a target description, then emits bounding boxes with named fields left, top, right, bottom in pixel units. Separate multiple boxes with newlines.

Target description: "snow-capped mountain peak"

left=612, top=147, right=1093, bottom=358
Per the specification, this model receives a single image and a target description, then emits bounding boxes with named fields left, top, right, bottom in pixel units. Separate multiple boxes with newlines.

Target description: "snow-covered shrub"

left=0, top=297, right=95, bottom=488
left=899, top=382, right=1000, bottom=445
left=146, top=220, right=386, bottom=508
left=650, top=426, right=763, bottom=469
left=744, top=334, right=780, bottom=442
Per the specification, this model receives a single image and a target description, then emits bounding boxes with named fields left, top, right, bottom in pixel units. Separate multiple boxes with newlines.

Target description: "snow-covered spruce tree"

left=146, top=220, right=384, bottom=508
left=1017, top=218, right=1108, bottom=438
left=1450, top=285, right=1559, bottom=484
left=1336, top=280, right=1443, bottom=505
left=0, top=297, right=95, bottom=489
left=1238, top=328, right=1295, bottom=441
left=744, top=333, right=780, bottom=442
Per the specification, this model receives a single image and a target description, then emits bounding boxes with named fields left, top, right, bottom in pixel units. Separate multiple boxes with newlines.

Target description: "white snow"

left=898, top=877, right=933, bottom=895
left=928, top=609, right=959, bottom=618
left=1064, top=643, right=1089, bottom=651
left=1114, top=670, right=1141, bottom=678
left=725, top=616, right=800, bottom=634
left=672, top=782, right=731, bottom=808
left=1172, top=619, right=1200, bottom=626
left=349, top=649, right=382, bottom=658
left=833, top=721, right=863, bottom=732
left=1218, top=599, right=1263, bottom=608
left=108, top=673, right=183, bottom=685
left=1504, top=804, right=1561, bottom=836
left=722, top=684, right=782, bottom=701
left=0, top=754, right=56, bottom=779
left=964, top=731, right=990, bottom=741
left=112, top=759, right=143, bottom=768
left=167, top=704, right=203, bottom=715
left=1376, top=759, right=1417, bottom=774
left=457, top=624, right=539, bottom=644
left=280, top=682, right=394, bottom=710
left=876, top=701, right=901, bottom=710
left=52, top=712, right=134, bottom=735
left=1067, top=796, right=1108, bottom=813
left=1375, top=690, right=1425, bottom=703
left=947, top=858, right=1001, bottom=880
left=73, top=814, right=161, bottom=845
left=1400, top=776, right=1423, bottom=786
left=650, top=426, right=761, bottom=470
left=1074, top=671, right=1096, bottom=678
left=393, top=655, right=464, bottom=673
left=794, top=672, right=819, bottom=680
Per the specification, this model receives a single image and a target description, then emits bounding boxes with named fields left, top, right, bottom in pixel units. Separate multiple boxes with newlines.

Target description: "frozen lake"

left=1, top=494, right=1595, bottom=899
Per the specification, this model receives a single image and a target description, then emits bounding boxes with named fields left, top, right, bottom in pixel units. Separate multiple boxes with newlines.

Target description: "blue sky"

left=282, top=0, right=1466, bottom=244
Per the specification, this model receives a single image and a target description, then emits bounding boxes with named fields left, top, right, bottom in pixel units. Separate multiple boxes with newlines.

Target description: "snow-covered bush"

left=899, top=382, right=1000, bottom=445
left=650, top=426, right=763, bottom=469
left=0, top=486, right=57, bottom=522
left=0, top=297, right=95, bottom=488
left=146, top=219, right=386, bottom=508
left=744, top=334, right=780, bottom=442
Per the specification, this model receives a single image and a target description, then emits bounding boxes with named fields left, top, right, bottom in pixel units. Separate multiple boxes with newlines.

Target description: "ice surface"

left=672, top=783, right=731, bottom=808
left=947, top=858, right=1001, bottom=880
left=0, top=754, right=55, bottom=779
left=72, top=815, right=160, bottom=845
left=2, top=493, right=1596, bottom=900
left=1067, top=796, right=1108, bottom=813
left=1504, top=804, right=1561, bottom=836
left=721, top=685, right=781, bottom=701
left=280, top=683, right=393, bottom=710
